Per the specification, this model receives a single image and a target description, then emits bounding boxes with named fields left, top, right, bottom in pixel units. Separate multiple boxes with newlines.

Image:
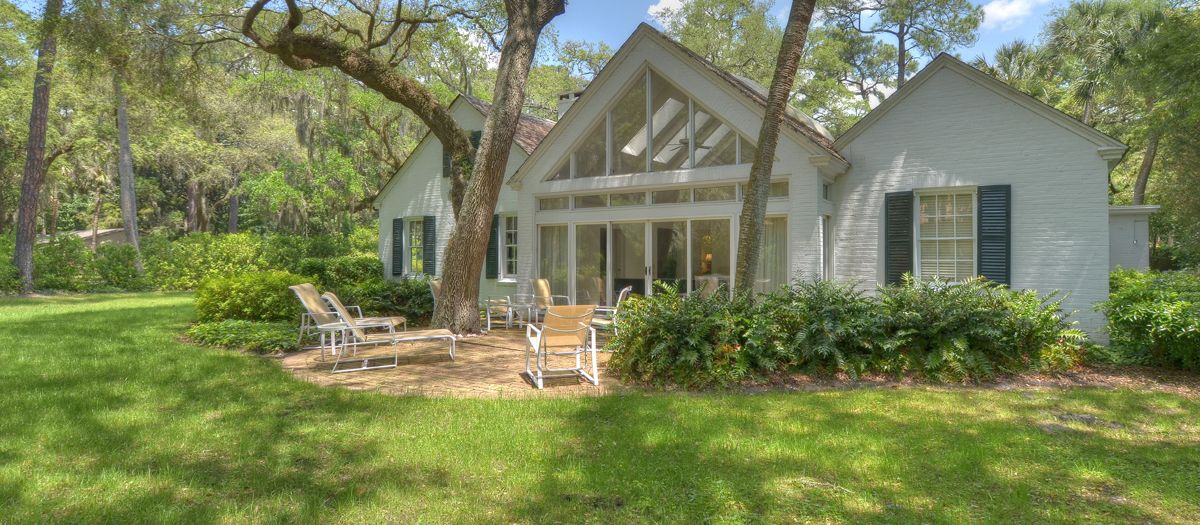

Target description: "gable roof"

left=461, top=95, right=556, bottom=155
left=372, top=95, right=554, bottom=205
left=509, top=23, right=846, bottom=185
left=834, top=53, right=1128, bottom=157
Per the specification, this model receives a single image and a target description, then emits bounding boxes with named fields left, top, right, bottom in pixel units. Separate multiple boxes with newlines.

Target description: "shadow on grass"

left=512, top=390, right=1197, bottom=524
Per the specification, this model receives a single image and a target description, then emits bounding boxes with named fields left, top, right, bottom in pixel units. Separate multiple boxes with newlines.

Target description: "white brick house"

left=375, top=23, right=1131, bottom=337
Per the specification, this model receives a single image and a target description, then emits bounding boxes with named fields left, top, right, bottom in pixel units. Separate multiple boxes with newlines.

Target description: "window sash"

left=408, top=219, right=424, bottom=275
left=915, top=191, right=975, bottom=281
left=502, top=215, right=519, bottom=278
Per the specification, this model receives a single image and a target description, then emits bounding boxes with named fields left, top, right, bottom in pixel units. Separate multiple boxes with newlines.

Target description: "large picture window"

left=917, top=191, right=975, bottom=281
left=408, top=218, right=425, bottom=275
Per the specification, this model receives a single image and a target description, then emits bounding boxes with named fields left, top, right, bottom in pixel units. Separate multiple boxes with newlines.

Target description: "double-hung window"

left=917, top=190, right=975, bottom=281
left=408, top=218, right=424, bottom=275
left=502, top=215, right=518, bottom=279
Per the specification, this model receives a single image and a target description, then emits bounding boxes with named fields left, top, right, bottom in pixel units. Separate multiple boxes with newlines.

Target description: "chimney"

left=557, top=91, right=583, bottom=119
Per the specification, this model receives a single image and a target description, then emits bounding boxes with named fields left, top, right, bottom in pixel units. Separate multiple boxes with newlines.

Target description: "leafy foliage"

left=186, top=319, right=299, bottom=354
left=194, top=270, right=309, bottom=323
left=610, top=277, right=1087, bottom=387
left=32, top=235, right=95, bottom=292
left=1100, top=269, right=1200, bottom=371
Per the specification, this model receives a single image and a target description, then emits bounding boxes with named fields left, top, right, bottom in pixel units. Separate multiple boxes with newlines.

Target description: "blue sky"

left=552, top=0, right=1069, bottom=66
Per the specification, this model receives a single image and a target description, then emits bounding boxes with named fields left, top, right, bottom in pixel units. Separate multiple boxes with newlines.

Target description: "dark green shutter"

left=485, top=214, right=499, bottom=279
left=422, top=216, right=436, bottom=276
left=884, top=191, right=914, bottom=285
left=442, top=150, right=451, bottom=178
left=391, top=218, right=404, bottom=276
left=977, top=185, right=1011, bottom=285
left=470, top=130, right=482, bottom=148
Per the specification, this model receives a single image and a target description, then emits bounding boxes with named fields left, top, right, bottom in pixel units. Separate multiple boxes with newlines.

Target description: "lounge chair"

left=290, top=283, right=345, bottom=355
left=525, top=305, right=599, bottom=389
left=484, top=296, right=514, bottom=330
left=322, top=291, right=457, bottom=374
left=592, top=286, right=632, bottom=336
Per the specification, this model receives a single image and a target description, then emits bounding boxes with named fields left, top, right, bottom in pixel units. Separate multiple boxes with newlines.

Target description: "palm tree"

left=1046, top=0, right=1167, bottom=204
left=971, top=40, right=1053, bottom=100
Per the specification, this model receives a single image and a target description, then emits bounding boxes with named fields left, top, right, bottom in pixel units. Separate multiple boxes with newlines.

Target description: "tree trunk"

left=13, top=0, right=63, bottom=293
left=734, top=0, right=818, bottom=296
left=432, top=0, right=565, bottom=332
left=227, top=170, right=240, bottom=233
left=91, top=187, right=103, bottom=251
left=113, top=68, right=143, bottom=272
left=1133, top=129, right=1159, bottom=205
left=186, top=179, right=208, bottom=233
left=895, top=25, right=907, bottom=88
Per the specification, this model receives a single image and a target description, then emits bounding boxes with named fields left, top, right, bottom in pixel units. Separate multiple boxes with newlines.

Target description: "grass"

left=1, top=293, right=1198, bottom=524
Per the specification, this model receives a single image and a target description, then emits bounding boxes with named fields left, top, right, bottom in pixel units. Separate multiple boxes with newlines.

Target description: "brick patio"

left=278, top=328, right=622, bottom=398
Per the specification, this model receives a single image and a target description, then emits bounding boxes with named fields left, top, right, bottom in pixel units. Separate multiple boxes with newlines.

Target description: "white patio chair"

left=525, top=305, right=599, bottom=389
left=592, top=286, right=632, bottom=337
left=531, top=278, right=572, bottom=321
left=484, top=295, right=514, bottom=330
left=290, top=283, right=345, bottom=357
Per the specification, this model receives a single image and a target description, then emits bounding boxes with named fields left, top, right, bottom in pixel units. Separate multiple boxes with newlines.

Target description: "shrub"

left=0, top=233, right=18, bottom=293
left=187, top=320, right=299, bottom=354
left=747, top=279, right=885, bottom=377
left=94, top=243, right=146, bottom=290
left=195, top=270, right=309, bottom=322
left=32, top=235, right=94, bottom=292
left=146, top=233, right=267, bottom=290
left=337, top=276, right=434, bottom=323
left=608, top=283, right=753, bottom=387
left=1100, top=269, right=1200, bottom=371
left=299, top=254, right=382, bottom=289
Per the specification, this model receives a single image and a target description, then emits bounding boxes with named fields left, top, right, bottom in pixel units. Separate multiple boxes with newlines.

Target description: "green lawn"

left=1, top=294, right=1197, bottom=524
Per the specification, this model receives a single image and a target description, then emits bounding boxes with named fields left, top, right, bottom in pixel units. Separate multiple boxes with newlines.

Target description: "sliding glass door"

left=652, top=221, right=688, bottom=293
left=690, top=219, right=731, bottom=295
left=612, top=223, right=647, bottom=296
left=575, top=224, right=608, bottom=305
left=539, top=225, right=569, bottom=298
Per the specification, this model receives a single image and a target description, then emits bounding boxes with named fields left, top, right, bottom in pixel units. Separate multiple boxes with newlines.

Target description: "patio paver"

left=279, top=328, right=621, bottom=398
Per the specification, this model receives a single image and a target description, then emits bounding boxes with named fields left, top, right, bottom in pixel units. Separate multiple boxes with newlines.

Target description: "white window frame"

left=499, top=214, right=519, bottom=282
left=407, top=217, right=425, bottom=276
left=913, top=187, right=978, bottom=282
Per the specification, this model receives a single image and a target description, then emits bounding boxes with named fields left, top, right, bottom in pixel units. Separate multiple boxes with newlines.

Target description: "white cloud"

left=647, top=0, right=685, bottom=23
left=981, top=0, right=1052, bottom=31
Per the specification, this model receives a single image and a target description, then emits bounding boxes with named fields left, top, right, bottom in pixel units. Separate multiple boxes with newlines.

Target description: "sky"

left=551, top=0, right=1070, bottom=66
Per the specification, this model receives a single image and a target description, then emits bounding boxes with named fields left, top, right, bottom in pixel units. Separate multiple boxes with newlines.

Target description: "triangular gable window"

left=547, top=67, right=756, bottom=181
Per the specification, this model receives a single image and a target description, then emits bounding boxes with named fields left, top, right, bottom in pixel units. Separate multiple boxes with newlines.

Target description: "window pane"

left=955, top=193, right=973, bottom=214
left=955, top=215, right=973, bottom=237
left=504, top=216, right=518, bottom=277
left=610, top=191, right=646, bottom=207
left=538, top=197, right=568, bottom=211
left=770, top=181, right=789, bottom=198
left=575, top=224, right=608, bottom=305
left=652, top=221, right=687, bottom=292
left=652, top=189, right=691, bottom=204
left=539, top=225, right=569, bottom=298
left=409, top=220, right=424, bottom=274
left=649, top=71, right=690, bottom=172
left=574, top=194, right=608, bottom=208
left=691, top=219, right=730, bottom=296
left=548, top=159, right=570, bottom=181
left=693, top=103, right=737, bottom=168
left=611, top=75, right=647, bottom=175
left=738, top=136, right=757, bottom=164
left=694, top=185, right=737, bottom=202
left=574, top=119, right=607, bottom=178
left=753, top=217, right=788, bottom=294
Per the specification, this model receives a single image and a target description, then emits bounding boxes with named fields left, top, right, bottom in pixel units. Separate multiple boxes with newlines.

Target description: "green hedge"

left=609, top=277, right=1087, bottom=387
left=195, top=270, right=310, bottom=322
left=1100, top=269, right=1200, bottom=371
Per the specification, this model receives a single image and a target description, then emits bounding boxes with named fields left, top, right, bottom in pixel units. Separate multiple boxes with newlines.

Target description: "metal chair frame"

left=525, top=306, right=599, bottom=389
